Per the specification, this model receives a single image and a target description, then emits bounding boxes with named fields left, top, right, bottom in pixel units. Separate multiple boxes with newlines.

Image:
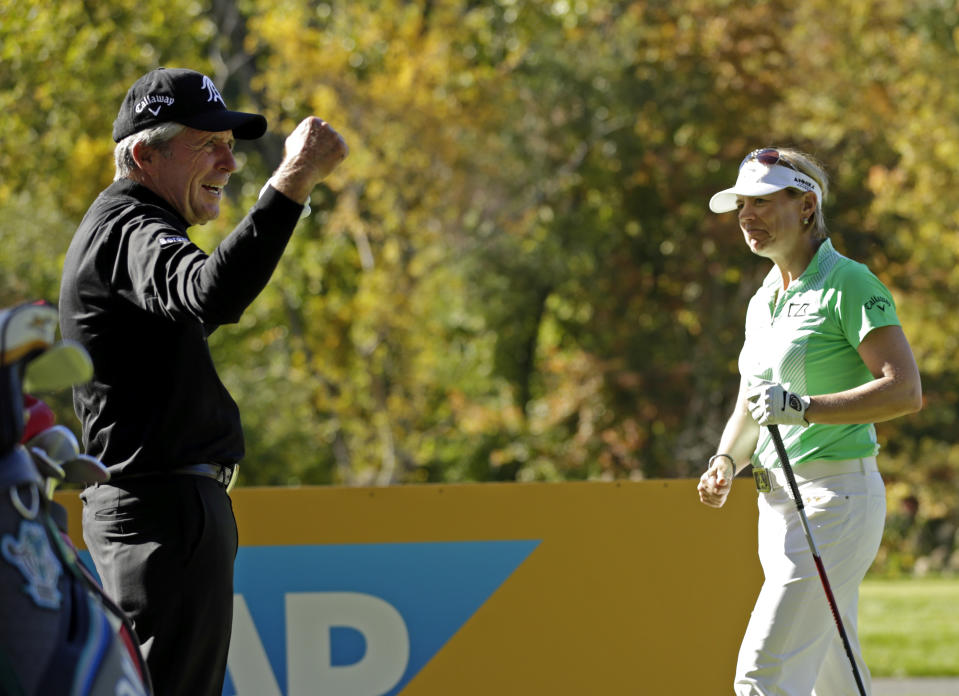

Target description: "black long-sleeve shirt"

left=59, top=179, right=303, bottom=476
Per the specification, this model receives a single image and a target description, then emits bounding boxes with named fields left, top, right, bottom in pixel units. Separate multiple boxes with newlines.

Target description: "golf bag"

left=0, top=302, right=151, bottom=696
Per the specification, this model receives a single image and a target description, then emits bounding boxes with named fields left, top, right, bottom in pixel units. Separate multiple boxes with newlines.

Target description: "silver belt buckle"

left=753, top=467, right=772, bottom=493
left=225, top=463, right=238, bottom=493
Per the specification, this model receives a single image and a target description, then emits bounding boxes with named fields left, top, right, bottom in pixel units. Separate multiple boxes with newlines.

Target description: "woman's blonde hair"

left=776, top=147, right=830, bottom=239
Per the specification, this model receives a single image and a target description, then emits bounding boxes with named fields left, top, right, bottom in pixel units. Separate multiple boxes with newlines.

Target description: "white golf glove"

left=745, top=380, right=811, bottom=427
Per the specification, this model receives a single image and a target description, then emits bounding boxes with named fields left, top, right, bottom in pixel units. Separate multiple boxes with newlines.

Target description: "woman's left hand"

left=745, top=380, right=810, bottom=427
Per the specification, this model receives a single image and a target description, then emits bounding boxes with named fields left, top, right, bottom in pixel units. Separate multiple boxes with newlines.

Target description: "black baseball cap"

left=112, top=67, right=267, bottom=143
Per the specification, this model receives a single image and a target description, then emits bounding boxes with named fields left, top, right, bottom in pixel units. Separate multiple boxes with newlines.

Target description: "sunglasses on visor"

left=739, top=148, right=799, bottom=172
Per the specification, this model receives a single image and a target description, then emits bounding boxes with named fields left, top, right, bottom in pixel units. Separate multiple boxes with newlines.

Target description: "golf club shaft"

left=767, top=425, right=867, bottom=696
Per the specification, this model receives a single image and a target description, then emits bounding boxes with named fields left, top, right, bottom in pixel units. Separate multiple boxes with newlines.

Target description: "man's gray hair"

left=113, top=123, right=185, bottom=181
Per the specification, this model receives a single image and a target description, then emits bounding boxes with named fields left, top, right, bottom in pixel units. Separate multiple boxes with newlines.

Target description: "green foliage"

left=0, top=0, right=216, bottom=305
left=3, top=0, right=958, bottom=567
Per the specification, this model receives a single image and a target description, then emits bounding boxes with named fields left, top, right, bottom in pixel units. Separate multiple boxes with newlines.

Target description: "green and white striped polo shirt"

left=739, top=238, right=901, bottom=469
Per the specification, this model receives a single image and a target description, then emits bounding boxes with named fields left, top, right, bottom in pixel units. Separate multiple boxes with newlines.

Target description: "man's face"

left=143, top=127, right=237, bottom=225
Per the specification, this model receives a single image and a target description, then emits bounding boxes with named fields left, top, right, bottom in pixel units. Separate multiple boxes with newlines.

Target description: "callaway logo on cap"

left=112, top=67, right=267, bottom=143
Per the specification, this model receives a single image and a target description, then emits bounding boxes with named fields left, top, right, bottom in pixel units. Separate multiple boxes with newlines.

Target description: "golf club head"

left=28, top=445, right=66, bottom=480
left=25, top=425, right=80, bottom=464
left=24, top=340, right=93, bottom=392
left=61, top=454, right=110, bottom=485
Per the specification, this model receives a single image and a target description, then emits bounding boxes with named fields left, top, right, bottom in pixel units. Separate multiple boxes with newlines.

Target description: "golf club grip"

left=766, top=425, right=867, bottom=696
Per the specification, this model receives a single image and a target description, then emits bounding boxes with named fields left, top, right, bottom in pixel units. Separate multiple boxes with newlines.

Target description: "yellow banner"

left=57, top=479, right=762, bottom=695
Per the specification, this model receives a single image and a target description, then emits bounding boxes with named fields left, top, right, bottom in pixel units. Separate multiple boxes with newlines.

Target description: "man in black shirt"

left=59, top=67, right=347, bottom=695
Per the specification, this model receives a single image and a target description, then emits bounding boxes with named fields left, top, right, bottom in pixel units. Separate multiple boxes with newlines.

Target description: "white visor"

left=709, top=161, right=823, bottom=213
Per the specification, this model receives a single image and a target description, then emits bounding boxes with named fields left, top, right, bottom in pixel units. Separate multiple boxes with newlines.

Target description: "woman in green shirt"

left=697, top=148, right=922, bottom=695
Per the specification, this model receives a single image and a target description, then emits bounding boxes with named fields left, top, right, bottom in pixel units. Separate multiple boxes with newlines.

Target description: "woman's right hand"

left=697, top=457, right=735, bottom=508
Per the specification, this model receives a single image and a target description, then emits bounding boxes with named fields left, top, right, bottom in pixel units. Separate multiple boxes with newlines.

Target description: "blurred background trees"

left=2, top=0, right=957, bottom=574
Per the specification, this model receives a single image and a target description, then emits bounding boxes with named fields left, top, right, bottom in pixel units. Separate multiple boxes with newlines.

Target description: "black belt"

left=171, top=463, right=235, bottom=490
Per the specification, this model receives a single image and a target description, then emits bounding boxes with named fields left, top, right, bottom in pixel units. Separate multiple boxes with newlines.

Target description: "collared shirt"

left=59, top=179, right=303, bottom=477
left=739, top=239, right=901, bottom=469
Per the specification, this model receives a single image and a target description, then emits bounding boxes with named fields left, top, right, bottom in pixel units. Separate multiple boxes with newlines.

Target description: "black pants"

left=81, top=474, right=238, bottom=696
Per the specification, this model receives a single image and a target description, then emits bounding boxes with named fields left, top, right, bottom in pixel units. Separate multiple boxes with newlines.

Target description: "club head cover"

left=22, top=395, right=57, bottom=443
left=1, top=302, right=58, bottom=452
left=0, top=303, right=58, bottom=366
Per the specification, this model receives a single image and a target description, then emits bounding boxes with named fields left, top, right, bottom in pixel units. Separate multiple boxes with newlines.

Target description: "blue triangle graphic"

left=225, top=539, right=540, bottom=695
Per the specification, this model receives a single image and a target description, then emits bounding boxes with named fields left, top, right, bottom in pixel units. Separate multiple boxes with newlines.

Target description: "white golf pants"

left=734, top=460, right=886, bottom=696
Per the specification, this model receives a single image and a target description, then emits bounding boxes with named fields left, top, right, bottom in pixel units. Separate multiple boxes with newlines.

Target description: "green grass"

left=860, top=577, right=959, bottom=677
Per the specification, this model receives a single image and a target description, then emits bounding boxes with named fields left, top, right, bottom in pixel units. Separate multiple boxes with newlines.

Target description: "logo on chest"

left=787, top=302, right=810, bottom=317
